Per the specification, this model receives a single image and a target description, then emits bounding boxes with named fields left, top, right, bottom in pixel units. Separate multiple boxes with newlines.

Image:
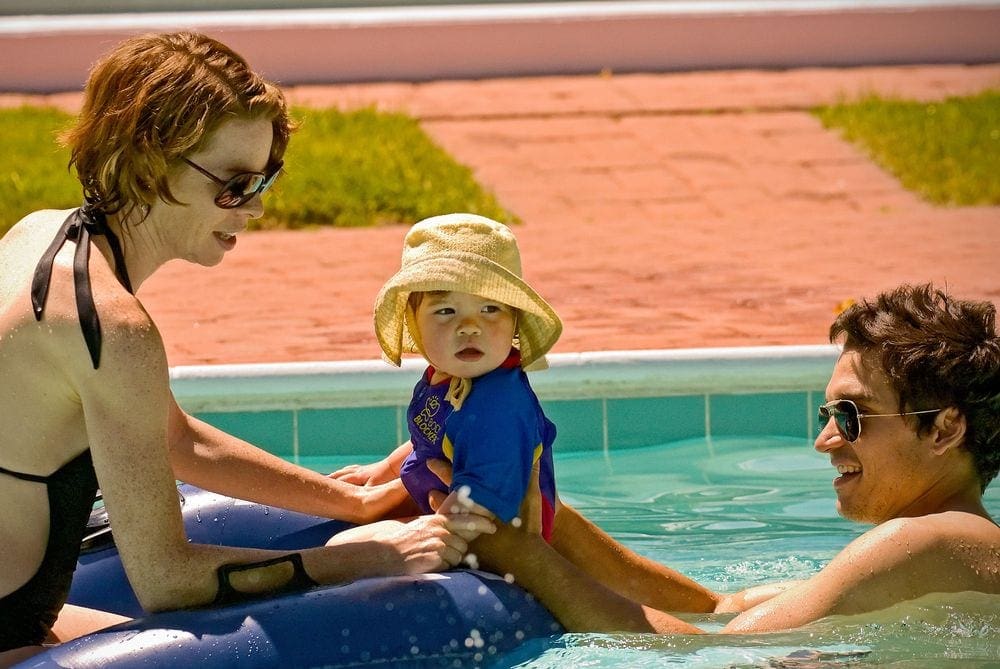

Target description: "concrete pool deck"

left=4, top=62, right=1000, bottom=366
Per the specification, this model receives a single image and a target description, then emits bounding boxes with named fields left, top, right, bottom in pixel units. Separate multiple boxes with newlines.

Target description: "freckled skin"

left=0, top=118, right=493, bottom=655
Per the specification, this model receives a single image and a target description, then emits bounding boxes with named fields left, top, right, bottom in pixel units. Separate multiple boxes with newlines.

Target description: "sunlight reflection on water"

left=304, top=436, right=1000, bottom=668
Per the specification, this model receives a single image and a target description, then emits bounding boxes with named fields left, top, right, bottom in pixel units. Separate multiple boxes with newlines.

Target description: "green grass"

left=263, top=107, right=513, bottom=230
left=5, top=92, right=997, bottom=235
left=814, top=90, right=1000, bottom=206
left=0, top=105, right=514, bottom=236
left=0, top=107, right=82, bottom=230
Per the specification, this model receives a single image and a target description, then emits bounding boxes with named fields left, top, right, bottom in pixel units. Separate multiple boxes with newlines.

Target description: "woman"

left=0, top=32, right=493, bottom=663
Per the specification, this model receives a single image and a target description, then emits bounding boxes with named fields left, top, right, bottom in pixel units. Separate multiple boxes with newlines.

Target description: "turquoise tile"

left=607, top=395, right=706, bottom=449
left=298, top=406, right=401, bottom=458
left=544, top=399, right=605, bottom=452
left=709, top=392, right=809, bottom=438
left=195, top=410, right=294, bottom=457
left=809, top=388, right=830, bottom=440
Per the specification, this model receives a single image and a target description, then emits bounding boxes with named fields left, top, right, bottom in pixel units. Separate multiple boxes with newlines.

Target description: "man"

left=472, top=283, right=1000, bottom=633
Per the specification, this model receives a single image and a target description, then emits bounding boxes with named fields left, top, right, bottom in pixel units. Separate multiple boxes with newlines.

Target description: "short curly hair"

left=62, top=31, right=292, bottom=213
left=830, top=284, right=1000, bottom=492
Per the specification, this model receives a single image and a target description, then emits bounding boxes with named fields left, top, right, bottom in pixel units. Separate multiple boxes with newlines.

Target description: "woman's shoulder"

left=3, top=207, right=160, bottom=366
left=6, top=207, right=77, bottom=234
left=1, top=208, right=74, bottom=255
left=0, top=209, right=76, bottom=312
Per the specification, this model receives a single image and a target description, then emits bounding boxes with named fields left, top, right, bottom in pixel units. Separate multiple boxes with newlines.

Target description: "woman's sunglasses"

left=817, top=399, right=941, bottom=443
left=182, top=157, right=283, bottom=209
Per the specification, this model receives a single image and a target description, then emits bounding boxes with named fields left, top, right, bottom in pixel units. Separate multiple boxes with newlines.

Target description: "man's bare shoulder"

left=875, top=510, right=998, bottom=545
left=849, top=511, right=1000, bottom=594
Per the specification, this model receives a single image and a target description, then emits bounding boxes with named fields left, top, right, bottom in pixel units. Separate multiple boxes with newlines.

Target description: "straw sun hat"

left=374, top=213, right=562, bottom=371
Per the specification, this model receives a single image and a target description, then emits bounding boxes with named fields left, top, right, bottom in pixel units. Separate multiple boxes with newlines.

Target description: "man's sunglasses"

left=817, top=399, right=941, bottom=443
left=182, top=157, right=283, bottom=209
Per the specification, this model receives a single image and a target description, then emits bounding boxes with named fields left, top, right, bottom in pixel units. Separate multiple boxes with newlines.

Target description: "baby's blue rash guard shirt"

left=400, top=351, right=558, bottom=540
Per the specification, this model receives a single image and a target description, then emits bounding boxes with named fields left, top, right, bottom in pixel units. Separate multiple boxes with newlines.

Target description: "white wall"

left=2, top=2, right=999, bottom=93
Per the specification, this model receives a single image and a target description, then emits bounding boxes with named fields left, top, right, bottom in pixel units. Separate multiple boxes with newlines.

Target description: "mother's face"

left=153, top=117, right=276, bottom=268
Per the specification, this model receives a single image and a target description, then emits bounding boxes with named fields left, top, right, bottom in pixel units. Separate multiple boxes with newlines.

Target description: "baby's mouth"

left=455, top=347, right=484, bottom=362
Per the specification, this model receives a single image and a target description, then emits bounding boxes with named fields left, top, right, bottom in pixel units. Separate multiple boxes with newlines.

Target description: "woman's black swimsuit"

left=0, top=207, right=131, bottom=651
left=0, top=452, right=99, bottom=651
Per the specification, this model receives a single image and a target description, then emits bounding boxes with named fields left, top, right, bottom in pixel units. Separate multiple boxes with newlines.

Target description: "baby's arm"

left=445, top=374, right=544, bottom=524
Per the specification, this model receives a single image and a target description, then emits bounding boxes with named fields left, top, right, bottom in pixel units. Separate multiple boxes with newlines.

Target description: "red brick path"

left=6, top=64, right=999, bottom=365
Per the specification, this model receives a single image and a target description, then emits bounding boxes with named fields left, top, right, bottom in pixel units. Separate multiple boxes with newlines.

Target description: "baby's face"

left=414, top=291, right=515, bottom=378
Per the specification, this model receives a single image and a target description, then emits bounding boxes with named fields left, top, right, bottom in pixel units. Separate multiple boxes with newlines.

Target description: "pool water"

left=303, top=436, right=1000, bottom=668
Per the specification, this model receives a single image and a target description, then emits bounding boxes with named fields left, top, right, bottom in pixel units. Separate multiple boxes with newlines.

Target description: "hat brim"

left=374, top=250, right=562, bottom=369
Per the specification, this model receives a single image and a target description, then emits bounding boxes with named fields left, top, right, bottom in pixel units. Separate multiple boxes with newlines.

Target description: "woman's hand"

left=325, top=513, right=496, bottom=575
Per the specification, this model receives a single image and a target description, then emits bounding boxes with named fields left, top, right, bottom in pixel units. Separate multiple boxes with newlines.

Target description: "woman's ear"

left=930, top=407, right=966, bottom=455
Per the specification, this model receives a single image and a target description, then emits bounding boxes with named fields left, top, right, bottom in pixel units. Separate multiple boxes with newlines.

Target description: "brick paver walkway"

left=7, top=64, right=999, bottom=365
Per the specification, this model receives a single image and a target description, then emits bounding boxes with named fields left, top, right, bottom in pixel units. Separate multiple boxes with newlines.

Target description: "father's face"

left=816, top=350, right=940, bottom=523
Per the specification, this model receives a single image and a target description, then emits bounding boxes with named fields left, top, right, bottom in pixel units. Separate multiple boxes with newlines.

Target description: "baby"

left=373, top=213, right=562, bottom=539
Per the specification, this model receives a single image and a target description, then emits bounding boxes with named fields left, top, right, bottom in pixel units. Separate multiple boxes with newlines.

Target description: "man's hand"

left=714, top=581, right=804, bottom=613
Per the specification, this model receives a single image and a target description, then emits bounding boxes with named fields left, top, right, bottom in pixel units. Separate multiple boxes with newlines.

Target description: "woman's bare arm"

left=78, top=303, right=492, bottom=611
left=167, top=405, right=410, bottom=524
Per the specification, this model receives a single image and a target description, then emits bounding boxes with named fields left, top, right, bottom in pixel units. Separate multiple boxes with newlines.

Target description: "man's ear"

left=930, top=407, right=966, bottom=455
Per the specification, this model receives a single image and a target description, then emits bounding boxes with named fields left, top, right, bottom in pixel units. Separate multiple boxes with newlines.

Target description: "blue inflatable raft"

left=22, top=485, right=561, bottom=668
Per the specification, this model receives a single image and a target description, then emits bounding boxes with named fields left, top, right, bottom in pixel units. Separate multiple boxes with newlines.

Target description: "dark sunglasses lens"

left=818, top=402, right=860, bottom=442
left=833, top=401, right=860, bottom=441
left=215, top=173, right=266, bottom=209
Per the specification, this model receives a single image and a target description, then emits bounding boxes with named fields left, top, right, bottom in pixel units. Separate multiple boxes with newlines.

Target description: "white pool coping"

left=169, top=344, right=841, bottom=412
left=3, top=1, right=999, bottom=92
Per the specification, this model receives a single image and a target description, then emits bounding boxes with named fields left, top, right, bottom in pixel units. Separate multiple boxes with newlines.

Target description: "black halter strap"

left=30, top=207, right=134, bottom=370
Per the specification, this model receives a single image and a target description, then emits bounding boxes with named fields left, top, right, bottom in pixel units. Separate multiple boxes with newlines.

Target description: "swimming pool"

left=301, top=436, right=1000, bottom=668
left=175, top=346, right=1000, bottom=667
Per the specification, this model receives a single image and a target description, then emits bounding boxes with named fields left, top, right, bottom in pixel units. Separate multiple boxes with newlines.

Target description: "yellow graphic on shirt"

left=413, top=395, right=442, bottom=444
